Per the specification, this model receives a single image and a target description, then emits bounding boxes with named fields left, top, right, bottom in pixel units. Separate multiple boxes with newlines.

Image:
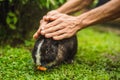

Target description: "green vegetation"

left=0, top=0, right=66, bottom=44
left=0, top=26, right=120, bottom=80
left=0, top=0, right=119, bottom=80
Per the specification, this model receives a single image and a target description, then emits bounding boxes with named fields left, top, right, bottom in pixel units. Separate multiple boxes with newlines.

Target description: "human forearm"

left=34, top=0, right=120, bottom=40
left=57, top=0, right=94, bottom=14
left=77, top=0, right=120, bottom=28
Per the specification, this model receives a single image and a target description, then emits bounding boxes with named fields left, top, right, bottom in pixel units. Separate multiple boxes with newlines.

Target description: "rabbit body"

left=32, top=35, right=77, bottom=68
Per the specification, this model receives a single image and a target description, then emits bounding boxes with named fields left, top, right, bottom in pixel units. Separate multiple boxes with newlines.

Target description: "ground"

left=0, top=24, right=120, bottom=80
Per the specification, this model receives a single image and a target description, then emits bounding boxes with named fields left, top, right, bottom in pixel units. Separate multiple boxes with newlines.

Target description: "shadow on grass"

left=92, top=24, right=120, bottom=36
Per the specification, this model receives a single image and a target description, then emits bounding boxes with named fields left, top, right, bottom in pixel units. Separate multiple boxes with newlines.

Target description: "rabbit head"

left=32, top=36, right=59, bottom=68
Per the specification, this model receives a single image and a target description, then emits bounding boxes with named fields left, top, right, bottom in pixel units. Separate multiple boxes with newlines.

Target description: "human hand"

left=33, top=10, right=62, bottom=39
left=41, top=14, right=83, bottom=40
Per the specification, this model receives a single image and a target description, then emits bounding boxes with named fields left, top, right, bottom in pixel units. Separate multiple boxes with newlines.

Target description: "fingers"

left=41, top=19, right=62, bottom=35
left=40, top=20, right=48, bottom=30
left=43, top=10, right=57, bottom=21
left=43, top=10, right=62, bottom=22
left=45, top=27, right=65, bottom=38
left=53, top=30, right=76, bottom=40
left=33, top=10, right=62, bottom=39
left=43, top=16, right=56, bottom=22
left=53, top=33, right=68, bottom=40
left=42, top=26, right=68, bottom=40
left=47, top=26, right=77, bottom=40
left=33, top=20, right=48, bottom=39
left=33, top=10, right=79, bottom=40
left=33, top=26, right=41, bottom=39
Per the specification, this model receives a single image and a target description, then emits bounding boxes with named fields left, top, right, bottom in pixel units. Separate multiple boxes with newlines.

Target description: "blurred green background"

left=0, top=0, right=66, bottom=45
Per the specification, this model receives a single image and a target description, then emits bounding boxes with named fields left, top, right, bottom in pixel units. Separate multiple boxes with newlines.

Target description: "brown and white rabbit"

left=32, top=35, right=77, bottom=70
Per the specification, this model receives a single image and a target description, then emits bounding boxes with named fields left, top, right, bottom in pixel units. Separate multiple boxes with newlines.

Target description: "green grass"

left=0, top=26, right=120, bottom=80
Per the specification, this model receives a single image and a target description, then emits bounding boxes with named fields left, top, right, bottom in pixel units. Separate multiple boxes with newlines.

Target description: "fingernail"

left=41, top=27, right=44, bottom=30
left=45, top=34, right=51, bottom=38
left=53, top=37, right=57, bottom=40
left=41, top=31, right=45, bottom=35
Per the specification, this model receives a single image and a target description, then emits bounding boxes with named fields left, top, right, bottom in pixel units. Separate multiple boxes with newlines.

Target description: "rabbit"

left=32, top=35, right=77, bottom=70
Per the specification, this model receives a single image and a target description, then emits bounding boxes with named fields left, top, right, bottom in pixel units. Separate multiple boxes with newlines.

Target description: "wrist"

left=56, top=8, right=66, bottom=13
left=76, top=15, right=91, bottom=30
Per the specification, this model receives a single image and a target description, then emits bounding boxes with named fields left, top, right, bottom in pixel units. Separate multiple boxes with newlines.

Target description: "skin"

left=33, top=0, right=120, bottom=40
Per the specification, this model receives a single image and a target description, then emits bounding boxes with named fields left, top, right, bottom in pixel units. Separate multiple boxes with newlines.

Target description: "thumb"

left=33, top=21, right=48, bottom=39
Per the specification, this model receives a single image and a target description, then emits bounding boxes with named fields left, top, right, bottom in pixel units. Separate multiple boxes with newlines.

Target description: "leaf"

left=46, top=0, right=50, bottom=9
left=0, top=0, right=3, bottom=2
left=9, top=0, right=13, bottom=3
left=59, top=0, right=65, bottom=4
left=8, top=24, right=16, bottom=30
left=21, top=0, right=28, bottom=5
left=50, top=0, right=56, bottom=6
left=6, top=12, right=18, bottom=30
